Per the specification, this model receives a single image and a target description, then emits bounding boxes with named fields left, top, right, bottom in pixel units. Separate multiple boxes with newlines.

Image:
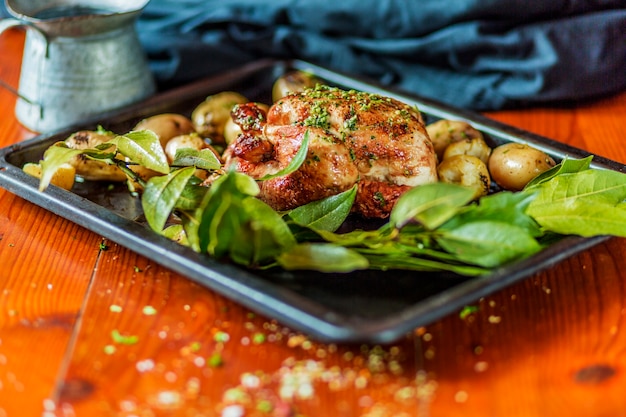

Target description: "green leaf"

left=162, top=224, right=189, bottom=246
left=277, top=243, right=369, bottom=272
left=258, top=130, right=310, bottom=181
left=390, top=183, right=475, bottom=230
left=363, top=252, right=488, bottom=276
left=142, top=166, right=196, bottom=233
left=197, top=172, right=260, bottom=256
left=435, top=221, right=541, bottom=268
left=109, top=130, right=169, bottom=174
left=174, top=183, right=208, bottom=211
left=525, top=156, right=593, bottom=189
left=444, top=190, right=542, bottom=237
left=172, top=148, right=221, bottom=171
left=230, top=197, right=297, bottom=265
left=527, top=169, right=626, bottom=237
left=288, top=185, right=357, bottom=232
left=39, top=143, right=85, bottom=191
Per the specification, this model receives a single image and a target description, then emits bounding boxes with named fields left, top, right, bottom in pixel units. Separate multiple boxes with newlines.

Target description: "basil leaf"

left=390, top=183, right=475, bottom=230
left=436, top=221, right=541, bottom=268
left=172, top=148, right=221, bottom=171
left=39, top=143, right=85, bottom=191
left=258, top=130, right=310, bottom=181
left=288, top=185, right=357, bottom=232
left=109, top=130, right=169, bottom=174
left=277, top=243, right=369, bottom=272
left=527, top=169, right=626, bottom=237
left=142, top=166, right=196, bottom=233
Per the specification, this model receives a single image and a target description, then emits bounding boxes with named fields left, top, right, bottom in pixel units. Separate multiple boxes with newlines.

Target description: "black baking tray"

left=0, top=59, right=619, bottom=343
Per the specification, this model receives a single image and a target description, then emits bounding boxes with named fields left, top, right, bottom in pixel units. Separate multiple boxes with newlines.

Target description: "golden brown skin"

left=223, top=86, right=438, bottom=218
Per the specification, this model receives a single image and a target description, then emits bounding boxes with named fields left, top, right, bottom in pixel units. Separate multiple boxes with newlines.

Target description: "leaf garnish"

left=258, top=130, right=310, bottom=181
left=109, top=130, right=169, bottom=174
left=142, top=166, right=196, bottom=233
left=287, top=185, right=357, bottom=232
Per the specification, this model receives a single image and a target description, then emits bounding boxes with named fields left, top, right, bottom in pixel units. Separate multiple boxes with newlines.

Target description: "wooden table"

left=2, top=28, right=626, bottom=417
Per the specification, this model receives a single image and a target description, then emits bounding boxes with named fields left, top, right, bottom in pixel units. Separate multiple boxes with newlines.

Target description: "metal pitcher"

left=0, top=0, right=155, bottom=133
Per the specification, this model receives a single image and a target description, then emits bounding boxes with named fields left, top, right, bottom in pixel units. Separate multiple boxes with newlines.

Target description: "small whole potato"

left=442, top=136, right=492, bottom=165
left=437, top=154, right=491, bottom=199
left=191, top=91, right=248, bottom=143
left=164, top=133, right=206, bottom=164
left=272, top=70, right=321, bottom=102
left=426, top=119, right=484, bottom=161
left=133, top=113, right=196, bottom=149
left=488, top=143, right=556, bottom=191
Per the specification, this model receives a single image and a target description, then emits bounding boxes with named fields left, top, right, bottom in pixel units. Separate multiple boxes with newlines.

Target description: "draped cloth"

left=3, top=1, right=625, bottom=109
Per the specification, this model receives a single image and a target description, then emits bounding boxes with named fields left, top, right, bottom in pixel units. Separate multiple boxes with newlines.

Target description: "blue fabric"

left=3, top=1, right=626, bottom=110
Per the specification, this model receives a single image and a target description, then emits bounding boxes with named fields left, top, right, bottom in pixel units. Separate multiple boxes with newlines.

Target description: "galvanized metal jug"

left=0, top=0, right=155, bottom=133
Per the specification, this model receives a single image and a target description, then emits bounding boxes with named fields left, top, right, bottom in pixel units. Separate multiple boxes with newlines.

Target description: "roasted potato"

left=488, top=143, right=556, bottom=191
left=23, top=162, right=76, bottom=191
left=133, top=113, right=196, bottom=149
left=442, top=136, right=492, bottom=165
left=64, top=130, right=127, bottom=182
left=437, top=154, right=491, bottom=199
left=191, top=91, right=248, bottom=143
left=426, top=119, right=484, bottom=161
left=272, top=70, right=321, bottom=102
left=164, top=133, right=207, bottom=164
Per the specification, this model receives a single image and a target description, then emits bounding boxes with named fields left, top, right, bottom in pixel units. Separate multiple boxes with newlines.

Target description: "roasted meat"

left=223, top=86, right=438, bottom=218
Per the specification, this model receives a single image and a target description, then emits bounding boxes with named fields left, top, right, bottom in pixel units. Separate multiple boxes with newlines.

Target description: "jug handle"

left=0, top=18, right=48, bottom=108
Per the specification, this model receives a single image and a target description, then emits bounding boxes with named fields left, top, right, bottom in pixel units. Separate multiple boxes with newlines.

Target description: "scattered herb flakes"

left=109, top=304, right=123, bottom=313
left=252, top=333, right=266, bottom=345
left=111, top=329, right=139, bottom=345
left=214, top=331, right=230, bottom=343
left=99, top=240, right=109, bottom=251
left=189, top=341, right=202, bottom=353
left=133, top=265, right=143, bottom=273
left=256, top=399, right=273, bottom=413
left=459, top=305, right=479, bottom=320
left=208, top=352, right=224, bottom=368
left=103, top=344, right=116, bottom=355
left=142, top=305, right=157, bottom=315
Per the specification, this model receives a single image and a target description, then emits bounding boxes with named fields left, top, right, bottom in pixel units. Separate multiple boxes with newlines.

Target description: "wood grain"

left=2, top=28, right=626, bottom=416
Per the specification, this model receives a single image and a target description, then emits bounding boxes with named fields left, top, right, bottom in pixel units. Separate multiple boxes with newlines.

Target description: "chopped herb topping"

left=111, top=329, right=139, bottom=345
left=374, top=192, right=387, bottom=207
